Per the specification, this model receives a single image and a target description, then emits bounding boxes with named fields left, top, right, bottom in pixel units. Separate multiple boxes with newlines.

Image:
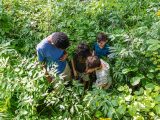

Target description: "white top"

left=95, top=59, right=112, bottom=86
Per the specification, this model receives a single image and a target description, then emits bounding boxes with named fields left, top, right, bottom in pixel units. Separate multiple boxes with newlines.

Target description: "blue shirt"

left=36, top=39, right=66, bottom=74
left=94, top=43, right=110, bottom=58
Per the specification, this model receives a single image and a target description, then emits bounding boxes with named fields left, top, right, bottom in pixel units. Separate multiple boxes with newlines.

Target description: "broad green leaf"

left=146, top=39, right=160, bottom=44
left=143, top=100, right=155, bottom=110
left=156, top=73, right=160, bottom=80
left=77, top=105, right=83, bottom=109
left=122, top=68, right=138, bottom=74
left=154, top=105, right=160, bottom=115
left=117, top=105, right=126, bottom=115
left=122, top=68, right=132, bottom=74
left=134, top=88, right=144, bottom=95
left=145, top=83, right=155, bottom=90
left=155, top=95, right=160, bottom=102
left=128, top=105, right=137, bottom=116
left=107, top=107, right=115, bottom=118
left=133, top=115, right=144, bottom=120
left=147, top=73, right=154, bottom=79
left=154, top=86, right=160, bottom=92
left=95, top=111, right=103, bottom=118
left=147, top=44, right=160, bottom=51
left=117, top=86, right=124, bottom=91
left=149, top=69, right=155, bottom=73
left=149, top=112, right=155, bottom=117
left=130, top=75, right=144, bottom=86
left=70, top=106, right=74, bottom=114
left=133, top=101, right=145, bottom=111
left=111, top=100, right=118, bottom=107
left=125, top=95, right=132, bottom=102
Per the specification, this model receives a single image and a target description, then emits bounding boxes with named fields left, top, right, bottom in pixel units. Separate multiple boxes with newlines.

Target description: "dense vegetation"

left=0, top=0, right=160, bottom=119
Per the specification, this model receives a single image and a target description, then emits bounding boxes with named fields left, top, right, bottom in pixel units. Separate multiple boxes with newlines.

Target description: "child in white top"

left=86, top=56, right=112, bottom=89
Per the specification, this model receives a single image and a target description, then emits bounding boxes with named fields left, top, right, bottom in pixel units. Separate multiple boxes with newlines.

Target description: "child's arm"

left=92, top=43, right=96, bottom=56
left=60, top=51, right=68, bottom=61
left=37, top=49, right=53, bottom=83
left=92, top=50, right=95, bottom=56
left=41, top=62, right=53, bottom=83
left=71, top=59, right=78, bottom=79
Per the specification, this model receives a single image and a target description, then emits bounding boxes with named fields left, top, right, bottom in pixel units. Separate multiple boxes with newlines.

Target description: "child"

left=86, top=56, right=112, bottom=89
left=36, top=32, right=71, bottom=82
left=71, top=43, right=93, bottom=90
left=93, top=32, right=110, bottom=58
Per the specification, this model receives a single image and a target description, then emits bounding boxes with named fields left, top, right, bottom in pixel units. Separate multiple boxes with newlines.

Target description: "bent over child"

left=71, top=43, right=92, bottom=90
left=86, top=56, right=112, bottom=89
left=36, top=32, right=71, bottom=82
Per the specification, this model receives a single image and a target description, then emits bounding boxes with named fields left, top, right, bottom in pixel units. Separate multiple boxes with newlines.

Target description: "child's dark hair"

left=86, top=56, right=101, bottom=69
left=76, top=43, right=91, bottom=58
left=97, top=32, right=108, bottom=43
left=52, top=32, right=70, bottom=49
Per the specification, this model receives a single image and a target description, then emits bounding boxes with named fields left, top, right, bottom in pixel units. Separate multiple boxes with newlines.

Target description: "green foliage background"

left=0, top=0, right=160, bottom=119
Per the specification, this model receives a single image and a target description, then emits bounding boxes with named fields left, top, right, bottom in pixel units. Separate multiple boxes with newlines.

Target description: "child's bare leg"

left=83, top=81, right=90, bottom=91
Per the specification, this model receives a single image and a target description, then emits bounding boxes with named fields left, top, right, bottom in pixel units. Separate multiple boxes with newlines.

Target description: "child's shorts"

left=62, top=62, right=71, bottom=80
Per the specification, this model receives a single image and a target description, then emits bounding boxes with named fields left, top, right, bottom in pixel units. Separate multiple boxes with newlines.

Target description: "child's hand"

left=60, top=53, right=68, bottom=61
left=86, top=69, right=94, bottom=74
left=45, top=71, right=53, bottom=83
left=46, top=75, right=53, bottom=83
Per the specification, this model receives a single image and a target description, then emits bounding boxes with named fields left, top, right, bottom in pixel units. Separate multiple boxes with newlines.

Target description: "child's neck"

left=47, top=35, right=52, bottom=43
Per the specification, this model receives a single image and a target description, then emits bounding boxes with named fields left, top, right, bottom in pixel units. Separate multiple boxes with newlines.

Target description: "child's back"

left=95, top=59, right=112, bottom=89
left=72, top=43, right=94, bottom=90
left=72, top=43, right=91, bottom=79
left=86, top=56, right=112, bottom=89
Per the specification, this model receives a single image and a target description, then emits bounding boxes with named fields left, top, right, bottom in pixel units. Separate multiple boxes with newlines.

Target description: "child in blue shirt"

left=93, top=32, right=110, bottom=58
left=36, top=32, right=71, bottom=83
